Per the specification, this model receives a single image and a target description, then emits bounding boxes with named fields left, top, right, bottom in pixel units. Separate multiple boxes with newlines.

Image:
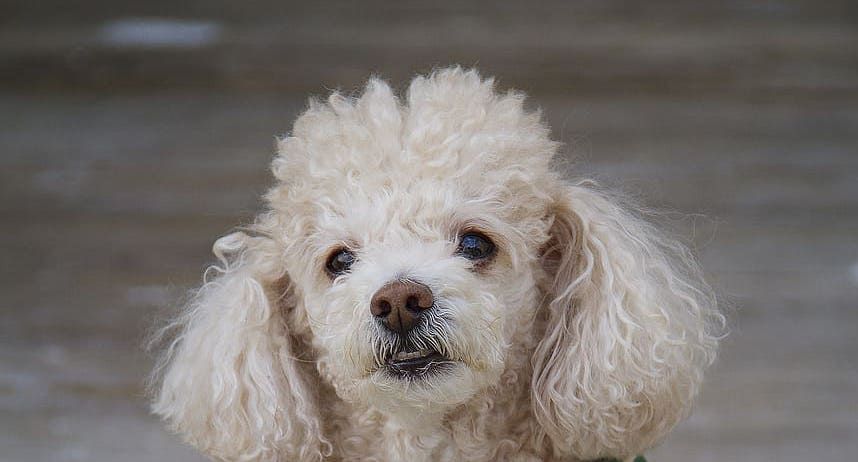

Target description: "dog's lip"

left=390, top=348, right=436, bottom=362
left=385, top=349, right=451, bottom=377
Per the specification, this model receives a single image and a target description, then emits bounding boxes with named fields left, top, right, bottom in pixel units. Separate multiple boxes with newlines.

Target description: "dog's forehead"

left=316, top=179, right=484, bottom=239
left=267, top=69, right=559, bottom=245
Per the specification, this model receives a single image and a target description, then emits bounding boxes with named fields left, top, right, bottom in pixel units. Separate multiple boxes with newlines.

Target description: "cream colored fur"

left=149, top=67, right=722, bottom=461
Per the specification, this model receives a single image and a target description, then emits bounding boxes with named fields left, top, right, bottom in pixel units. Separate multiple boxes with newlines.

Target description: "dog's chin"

left=358, top=359, right=481, bottom=418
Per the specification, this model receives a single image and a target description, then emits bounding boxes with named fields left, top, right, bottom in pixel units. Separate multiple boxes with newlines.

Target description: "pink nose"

left=370, top=280, right=434, bottom=335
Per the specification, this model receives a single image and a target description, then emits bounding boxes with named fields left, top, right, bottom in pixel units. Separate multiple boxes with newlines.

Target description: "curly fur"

left=149, top=67, right=722, bottom=461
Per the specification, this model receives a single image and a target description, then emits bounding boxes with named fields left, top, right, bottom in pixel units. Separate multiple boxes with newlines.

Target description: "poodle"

left=149, top=67, right=722, bottom=461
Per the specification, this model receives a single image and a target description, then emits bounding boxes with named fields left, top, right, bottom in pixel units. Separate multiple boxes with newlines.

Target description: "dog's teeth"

left=393, top=349, right=434, bottom=360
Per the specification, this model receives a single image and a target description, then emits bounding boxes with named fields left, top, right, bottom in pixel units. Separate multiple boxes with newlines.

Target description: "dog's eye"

left=457, top=232, right=495, bottom=261
left=326, top=248, right=355, bottom=276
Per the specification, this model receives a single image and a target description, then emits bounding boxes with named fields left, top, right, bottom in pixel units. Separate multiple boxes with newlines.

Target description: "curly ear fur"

left=532, top=181, right=722, bottom=459
left=149, top=229, right=327, bottom=461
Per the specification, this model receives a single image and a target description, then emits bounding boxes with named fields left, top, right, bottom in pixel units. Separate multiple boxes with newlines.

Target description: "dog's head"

left=151, top=68, right=721, bottom=461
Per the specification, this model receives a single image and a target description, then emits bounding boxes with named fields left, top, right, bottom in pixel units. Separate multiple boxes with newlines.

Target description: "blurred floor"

left=1, top=1, right=857, bottom=461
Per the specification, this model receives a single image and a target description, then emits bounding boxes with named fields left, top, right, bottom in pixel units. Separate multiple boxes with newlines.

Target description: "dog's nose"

left=370, top=280, right=434, bottom=335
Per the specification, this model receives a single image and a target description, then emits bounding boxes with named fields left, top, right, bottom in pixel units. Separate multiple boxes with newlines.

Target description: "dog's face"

left=284, top=178, right=547, bottom=417
left=270, top=74, right=557, bottom=417
left=151, top=68, right=721, bottom=461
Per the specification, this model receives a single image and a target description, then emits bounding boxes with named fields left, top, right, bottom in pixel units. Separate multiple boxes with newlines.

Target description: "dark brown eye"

left=326, top=248, right=355, bottom=276
left=457, top=232, right=495, bottom=260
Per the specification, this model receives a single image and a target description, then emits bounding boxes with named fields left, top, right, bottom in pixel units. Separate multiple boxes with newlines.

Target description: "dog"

left=149, top=67, right=722, bottom=461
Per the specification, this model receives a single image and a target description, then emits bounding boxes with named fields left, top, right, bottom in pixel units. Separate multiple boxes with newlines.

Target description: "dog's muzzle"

left=369, top=280, right=457, bottom=379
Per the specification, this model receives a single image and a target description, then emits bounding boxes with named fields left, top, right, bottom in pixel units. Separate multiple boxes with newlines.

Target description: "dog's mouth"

left=385, top=348, right=453, bottom=379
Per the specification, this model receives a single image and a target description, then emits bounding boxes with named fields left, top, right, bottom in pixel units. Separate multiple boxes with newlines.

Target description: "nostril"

left=375, top=300, right=392, bottom=317
left=405, top=295, right=424, bottom=313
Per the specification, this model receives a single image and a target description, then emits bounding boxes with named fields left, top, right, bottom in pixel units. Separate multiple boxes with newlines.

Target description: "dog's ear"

left=150, top=229, right=327, bottom=461
left=532, top=182, right=722, bottom=460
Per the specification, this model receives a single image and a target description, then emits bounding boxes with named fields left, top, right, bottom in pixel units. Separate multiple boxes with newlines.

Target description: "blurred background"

left=2, top=1, right=857, bottom=461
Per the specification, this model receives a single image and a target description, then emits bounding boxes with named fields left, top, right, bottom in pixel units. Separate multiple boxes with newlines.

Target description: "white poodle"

left=150, top=67, right=722, bottom=461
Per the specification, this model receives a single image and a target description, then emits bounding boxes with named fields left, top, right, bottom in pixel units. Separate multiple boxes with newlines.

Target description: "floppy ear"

left=150, top=230, right=327, bottom=461
left=532, top=182, right=722, bottom=460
